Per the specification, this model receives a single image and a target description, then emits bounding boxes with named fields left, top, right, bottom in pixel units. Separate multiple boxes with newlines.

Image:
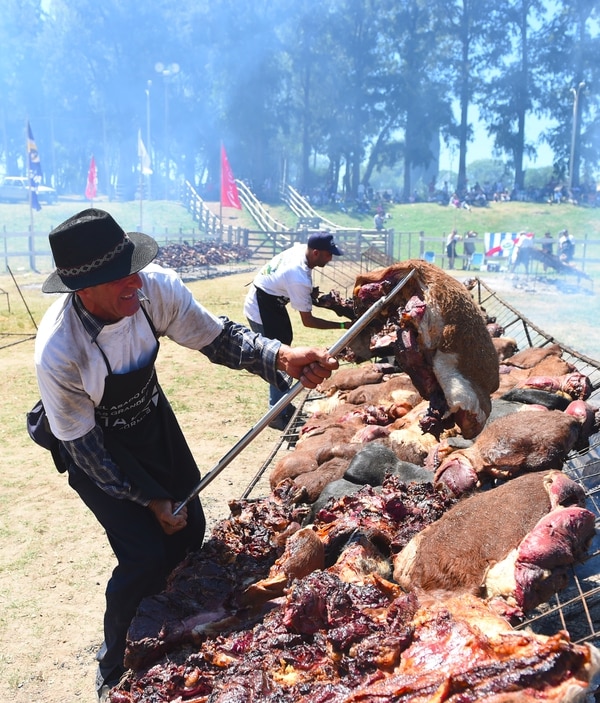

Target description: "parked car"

left=0, top=176, right=58, bottom=204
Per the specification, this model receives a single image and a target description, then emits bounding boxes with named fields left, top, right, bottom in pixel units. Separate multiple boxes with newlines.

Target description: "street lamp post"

left=154, top=62, right=180, bottom=200
left=145, top=79, right=152, bottom=200
left=569, top=81, right=585, bottom=194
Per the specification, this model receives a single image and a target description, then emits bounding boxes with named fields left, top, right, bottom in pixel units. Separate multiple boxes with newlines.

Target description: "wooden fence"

left=2, top=225, right=599, bottom=284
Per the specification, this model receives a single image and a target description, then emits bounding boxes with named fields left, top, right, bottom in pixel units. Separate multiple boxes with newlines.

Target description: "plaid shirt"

left=63, top=297, right=283, bottom=505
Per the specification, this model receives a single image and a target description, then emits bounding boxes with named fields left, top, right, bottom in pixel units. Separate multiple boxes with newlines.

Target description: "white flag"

left=138, top=130, right=153, bottom=175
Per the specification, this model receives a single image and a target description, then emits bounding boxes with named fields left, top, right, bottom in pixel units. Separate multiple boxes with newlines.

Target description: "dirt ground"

left=0, top=335, right=287, bottom=703
left=0, top=270, right=301, bottom=703
left=0, top=266, right=598, bottom=703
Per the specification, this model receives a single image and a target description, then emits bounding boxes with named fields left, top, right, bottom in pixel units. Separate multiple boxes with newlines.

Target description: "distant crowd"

left=443, top=227, right=577, bottom=275
left=298, top=178, right=599, bottom=213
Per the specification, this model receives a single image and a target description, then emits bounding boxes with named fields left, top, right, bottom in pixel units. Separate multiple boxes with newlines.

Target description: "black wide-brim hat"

left=42, top=208, right=159, bottom=293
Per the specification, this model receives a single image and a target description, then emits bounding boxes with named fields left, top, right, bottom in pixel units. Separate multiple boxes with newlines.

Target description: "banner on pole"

left=27, top=121, right=42, bottom=211
left=85, top=155, right=97, bottom=200
left=138, top=130, right=153, bottom=175
left=220, top=144, right=241, bottom=209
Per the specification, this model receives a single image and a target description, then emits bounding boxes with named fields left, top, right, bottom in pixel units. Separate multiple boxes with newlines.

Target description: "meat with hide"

left=522, top=353, right=576, bottom=377
left=500, top=343, right=564, bottom=369
left=316, top=363, right=389, bottom=395
left=386, top=398, right=452, bottom=464
left=344, top=372, right=420, bottom=407
left=287, top=457, right=355, bottom=504
left=486, top=321, right=505, bottom=337
left=343, top=441, right=433, bottom=487
left=494, top=349, right=579, bottom=401
left=515, top=371, right=592, bottom=400
left=351, top=261, right=499, bottom=439
left=269, top=415, right=367, bottom=500
left=393, top=470, right=595, bottom=618
left=501, top=387, right=572, bottom=410
left=486, top=504, right=596, bottom=613
left=434, top=407, right=582, bottom=496
left=240, top=527, right=325, bottom=604
left=492, top=336, right=518, bottom=361
left=314, top=476, right=456, bottom=561
left=270, top=371, right=427, bottom=501
left=330, top=399, right=442, bottom=465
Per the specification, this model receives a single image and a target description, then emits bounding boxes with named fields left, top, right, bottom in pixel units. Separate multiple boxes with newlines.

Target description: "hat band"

left=56, top=236, right=132, bottom=278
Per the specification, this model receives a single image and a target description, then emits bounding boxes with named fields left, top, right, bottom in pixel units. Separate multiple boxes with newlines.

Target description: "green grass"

left=0, top=198, right=203, bottom=236
left=1, top=196, right=598, bottom=244
left=265, top=199, right=600, bottom=237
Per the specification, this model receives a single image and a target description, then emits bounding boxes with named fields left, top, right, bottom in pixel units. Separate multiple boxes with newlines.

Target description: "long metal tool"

left=173, top=267, right=415, bottom=515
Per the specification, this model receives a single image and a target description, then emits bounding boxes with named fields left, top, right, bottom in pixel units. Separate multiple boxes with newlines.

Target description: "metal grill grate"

left=243, top=277, right=600, bottom=646
left=516, top=439, right=600, bottom=645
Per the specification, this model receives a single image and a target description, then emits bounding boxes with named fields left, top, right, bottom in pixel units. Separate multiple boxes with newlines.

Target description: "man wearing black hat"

left=243, top=232, right=347, bottom=430
left=33, top=209, right=338, bottom=701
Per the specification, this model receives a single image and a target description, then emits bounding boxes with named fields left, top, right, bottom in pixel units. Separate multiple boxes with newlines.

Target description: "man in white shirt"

left=32, top=209, right=338, bottom=700
left=244, top=232, right=347, bottom=429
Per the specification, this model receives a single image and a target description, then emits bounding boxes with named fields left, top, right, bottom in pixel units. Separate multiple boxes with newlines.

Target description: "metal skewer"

left=173, top=267, right=415, bottom=515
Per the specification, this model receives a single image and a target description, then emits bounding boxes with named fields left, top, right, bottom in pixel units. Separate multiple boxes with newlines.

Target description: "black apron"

left=255, top=286, right=293, bottom=345
left=93, top=314, right=200, bottom=501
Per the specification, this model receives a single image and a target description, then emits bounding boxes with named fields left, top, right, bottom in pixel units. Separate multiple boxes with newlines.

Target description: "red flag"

left=220, top=145, right=242, bottom=209
left=85, top=155, right=97, bottom=200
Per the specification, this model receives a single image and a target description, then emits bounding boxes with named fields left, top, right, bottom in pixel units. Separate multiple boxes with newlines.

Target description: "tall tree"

left=477, top=0, right=545, bottom=192
left=0, top=0, right=46, bottom=176
left=439, top=0, right=494, bottom=194
left=534, top=0, right=600, bottom=191
left=40, top=0, right=177, bottom=194
left=368, top=0, right=453, bottom=201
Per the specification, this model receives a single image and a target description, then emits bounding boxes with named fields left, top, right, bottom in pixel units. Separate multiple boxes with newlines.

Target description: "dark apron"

left=255, top=285, right=293, bottom=345
left=94, top=324, right=200, bottom=502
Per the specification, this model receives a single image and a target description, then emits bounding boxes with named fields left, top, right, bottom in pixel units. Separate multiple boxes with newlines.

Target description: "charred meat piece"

left=311, top=287, right=355, bottom=319
left=112, top=579, right=600, bottom=703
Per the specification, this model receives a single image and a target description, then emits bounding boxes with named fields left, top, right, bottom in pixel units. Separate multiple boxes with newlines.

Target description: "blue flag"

left=27, top=121, right=42, bottom=211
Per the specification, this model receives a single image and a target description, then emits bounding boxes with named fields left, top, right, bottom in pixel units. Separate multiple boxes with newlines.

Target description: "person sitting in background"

left=33, top=208, right=338, bottom=701
left=243, top=232, right=348, bottom=430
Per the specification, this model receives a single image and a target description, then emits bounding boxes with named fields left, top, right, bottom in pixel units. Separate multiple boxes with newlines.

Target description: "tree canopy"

left=1, top=0, right=598, bottom=202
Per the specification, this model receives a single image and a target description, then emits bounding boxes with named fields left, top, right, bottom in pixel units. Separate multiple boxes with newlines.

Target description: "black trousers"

left=68, top=465, right=205, bottom=686
left=255, top=286, right=293, bottom=345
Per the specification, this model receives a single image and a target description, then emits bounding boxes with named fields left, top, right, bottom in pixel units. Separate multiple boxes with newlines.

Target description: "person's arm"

left=61, top=425, right=150, bottom=505
left=276, top=344, right=339, bottom=388
left=298, top=310, right=351, bottom=331
left=62, top=427, right=188, bottom=533
left=200, top=316, right=338, bottom=388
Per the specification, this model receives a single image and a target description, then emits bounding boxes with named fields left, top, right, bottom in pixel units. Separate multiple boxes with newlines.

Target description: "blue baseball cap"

left=307, top=232, right=343, bottom=256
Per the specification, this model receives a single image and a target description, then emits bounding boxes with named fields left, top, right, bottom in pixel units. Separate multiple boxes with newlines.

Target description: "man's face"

left=77, top=273, right=143, bottom=322
left=309, top=249, right=333, bottom=268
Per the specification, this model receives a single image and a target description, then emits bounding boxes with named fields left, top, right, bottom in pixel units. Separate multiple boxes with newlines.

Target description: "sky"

left=438, top=108, right=555, bottom=172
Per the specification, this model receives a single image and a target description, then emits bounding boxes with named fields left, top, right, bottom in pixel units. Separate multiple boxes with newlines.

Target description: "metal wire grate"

left=243, top=277, right=600, bottom=646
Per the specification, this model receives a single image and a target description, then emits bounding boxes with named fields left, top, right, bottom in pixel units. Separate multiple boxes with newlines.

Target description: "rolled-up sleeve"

left=200, top=317, right=288, bottom=390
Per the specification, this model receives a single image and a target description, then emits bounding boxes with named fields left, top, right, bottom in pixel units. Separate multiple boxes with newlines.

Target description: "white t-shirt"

left=34, top=263, right=223, bottom=441
left=243, top=243, right=313, bottom=324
